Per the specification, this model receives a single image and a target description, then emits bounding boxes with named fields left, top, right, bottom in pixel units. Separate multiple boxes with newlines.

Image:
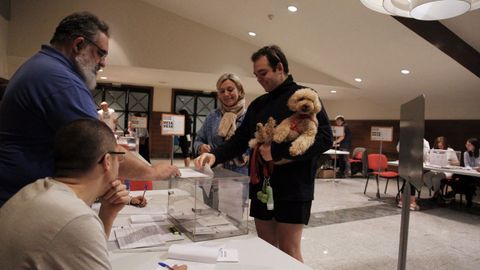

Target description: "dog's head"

left=287, top=88, right=322, bottom=115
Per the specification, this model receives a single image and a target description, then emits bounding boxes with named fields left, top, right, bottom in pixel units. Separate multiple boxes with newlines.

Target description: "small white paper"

left=217, top=248, right=239, bottom=262
left=179, top=168, right=210, bottom=178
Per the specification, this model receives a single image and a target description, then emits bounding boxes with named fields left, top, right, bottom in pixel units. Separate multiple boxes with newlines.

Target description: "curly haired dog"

left=273, top=88, right=321, bottom=156
left=248, top=117, right=277, bottom=149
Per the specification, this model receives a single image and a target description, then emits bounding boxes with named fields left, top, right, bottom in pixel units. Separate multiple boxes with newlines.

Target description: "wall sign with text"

left=332, top=126, right=345, bottom=137
left=370, top=126, right=393, bottom=142
left=129, top=116, right=148, bottom=128
left=161, top=114, right=185, bottom=136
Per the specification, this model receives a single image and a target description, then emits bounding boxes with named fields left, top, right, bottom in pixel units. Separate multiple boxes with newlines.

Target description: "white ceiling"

left=131, top=0, right=480, bottom=107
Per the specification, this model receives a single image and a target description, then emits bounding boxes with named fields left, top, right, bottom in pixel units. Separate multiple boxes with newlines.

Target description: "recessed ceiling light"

left=100, top=76, right=108, bottom=80
left=330, top=90, right=337, bottom=93
left=288, top=5, right=298, bottom=12
left=401, top=69, right=410, bottom=75
left=248, top=32, right=256, bottom=37
left=354, top=78, right=362, bottom=82
left=98, top=68, right=104, bottom=72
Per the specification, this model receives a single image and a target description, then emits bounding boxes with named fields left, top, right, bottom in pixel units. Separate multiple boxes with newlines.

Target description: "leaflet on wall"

left=161, top=114, right=185, bottom=136
left=331, top=126, right=344, bottom=137
left=370, top=126, right=393, bottom=142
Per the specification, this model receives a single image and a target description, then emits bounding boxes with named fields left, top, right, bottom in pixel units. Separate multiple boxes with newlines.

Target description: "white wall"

left=152, top=86, right=172, bottom=112
left=0, top=15, right=8, bottom=78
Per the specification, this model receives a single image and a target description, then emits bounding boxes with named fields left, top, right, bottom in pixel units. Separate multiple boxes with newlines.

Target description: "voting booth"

left=168, top=167, right=250, bottom=242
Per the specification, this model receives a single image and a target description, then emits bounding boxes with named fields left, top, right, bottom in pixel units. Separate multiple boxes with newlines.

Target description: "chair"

left=349, top=147, right=367, bottom=177
left=364, top=154, right=399, bottom=198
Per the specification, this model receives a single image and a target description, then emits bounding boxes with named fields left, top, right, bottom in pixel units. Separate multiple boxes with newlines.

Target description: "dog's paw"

left=289, top=140, right=307, bottom=156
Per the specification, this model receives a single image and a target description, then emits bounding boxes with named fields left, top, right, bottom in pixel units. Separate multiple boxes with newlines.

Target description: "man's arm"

left=118, top=148, right=180, bottom=181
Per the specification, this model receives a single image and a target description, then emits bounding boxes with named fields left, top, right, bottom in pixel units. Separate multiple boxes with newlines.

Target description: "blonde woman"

left=194, top=73, right=249, bottom=174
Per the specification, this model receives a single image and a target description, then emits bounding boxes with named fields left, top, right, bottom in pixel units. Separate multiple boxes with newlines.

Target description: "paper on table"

left=119, top=204, right=167, bottom=215
left=114, top=225, right=167, bottom=249
left=197, top=215, right=231, bottom=227
left=168, top=244, right=219, bottom=264
left=217, top=248, right=239, bottom=262
left=130, top=214, right=166, bottom=223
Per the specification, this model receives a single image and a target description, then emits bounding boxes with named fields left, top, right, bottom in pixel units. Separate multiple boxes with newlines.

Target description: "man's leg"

left=276, top=222, right=304, bottom=262
left=254, top=218, right=278, bottom=247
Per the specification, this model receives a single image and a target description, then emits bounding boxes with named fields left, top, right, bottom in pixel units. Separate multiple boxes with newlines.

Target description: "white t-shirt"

left=98, top=108, right=118, bottom=131
left=0, top=178, right=110, bottom=270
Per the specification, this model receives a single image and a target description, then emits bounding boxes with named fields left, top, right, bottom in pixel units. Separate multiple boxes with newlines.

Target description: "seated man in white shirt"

left=0, top=119, right=186, bottom=270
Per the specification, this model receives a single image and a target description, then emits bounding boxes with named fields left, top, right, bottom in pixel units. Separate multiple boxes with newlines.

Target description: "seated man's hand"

left=100, top=180, right=129, bottom=213
left=172, top=265, right=187, bottom=270
left=152, top=163, right=181, bottom=180
left=194, top=153, right=216, bottom=169
left=198, top=144, right=212, bottom=154
left=130, top=195, right=147, bottom=208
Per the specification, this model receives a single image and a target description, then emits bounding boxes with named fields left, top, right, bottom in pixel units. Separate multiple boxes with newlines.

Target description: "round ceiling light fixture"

left=360, top=0, right=480, bottom=20
left=288, top=5, right=298, bottom=12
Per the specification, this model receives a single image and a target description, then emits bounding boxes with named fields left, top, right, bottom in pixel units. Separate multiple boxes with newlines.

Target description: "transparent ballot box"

left=168, top=168, right=249, bottom=242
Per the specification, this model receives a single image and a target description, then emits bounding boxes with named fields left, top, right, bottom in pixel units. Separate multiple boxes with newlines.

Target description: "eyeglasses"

left=97, top=151, right=126, bottom=164
left=82, top=36, right=108, bottom=59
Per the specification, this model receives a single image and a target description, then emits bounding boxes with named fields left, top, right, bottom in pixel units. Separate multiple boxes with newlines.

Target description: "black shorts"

left=250, top=198, right=312, bottom=225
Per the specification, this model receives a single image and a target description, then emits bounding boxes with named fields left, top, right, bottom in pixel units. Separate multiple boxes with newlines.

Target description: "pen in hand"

left=142, top=184, right=147, bottom=200
left=158, top=262, right=174, bottom=270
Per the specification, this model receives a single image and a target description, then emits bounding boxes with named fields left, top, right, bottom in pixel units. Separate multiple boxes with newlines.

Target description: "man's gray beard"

left=74, top=54, right=97, bottom=90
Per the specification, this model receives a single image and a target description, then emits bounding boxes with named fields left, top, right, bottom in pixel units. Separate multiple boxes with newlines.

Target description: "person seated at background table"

left=449, top=138, right=480, bottom=208
left=396, top=139, right=430, bottom=210
left=423, top=136, right=459, bottom=202
left=0, top=119, right=186, bottom=269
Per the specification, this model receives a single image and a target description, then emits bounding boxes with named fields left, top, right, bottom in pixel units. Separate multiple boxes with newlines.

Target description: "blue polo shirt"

left=0, top=45, right=98, bottom=206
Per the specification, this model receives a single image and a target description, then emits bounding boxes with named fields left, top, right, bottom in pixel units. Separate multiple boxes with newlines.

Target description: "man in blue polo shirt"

left=0, top=12, right=179, bottom=206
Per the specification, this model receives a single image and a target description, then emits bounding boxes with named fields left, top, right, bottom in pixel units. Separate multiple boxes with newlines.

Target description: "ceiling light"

left=98, top=68, right=104, bottom=72
left=288, top=5, right=298, bottom=12
left=100, top=76, right=108, bottom=80
left=330, top=90, right=337, bottom=93
left=360, top=0, right=480, bottom=21
left=355, top=78, right=363, bottom=82
left=248, top=32, right=256, bottom=37
left=401, top=69, right=410, bottom=75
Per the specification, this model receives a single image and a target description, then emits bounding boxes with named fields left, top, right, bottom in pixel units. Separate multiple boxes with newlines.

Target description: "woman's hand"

left=198, top=144, right=212, bottom=154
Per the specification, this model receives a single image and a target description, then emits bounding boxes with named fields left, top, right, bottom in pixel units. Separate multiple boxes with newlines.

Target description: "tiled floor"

left=152, top=159, right=480, bottom=270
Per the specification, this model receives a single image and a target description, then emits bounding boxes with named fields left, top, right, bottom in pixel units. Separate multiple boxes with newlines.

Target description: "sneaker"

left=397, top=201, right=402, bottom=208
left=410, top=203, right=420, bottom=211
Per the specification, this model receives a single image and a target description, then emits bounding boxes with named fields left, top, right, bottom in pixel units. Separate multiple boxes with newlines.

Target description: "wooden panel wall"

left=150, top=112, right=173, bottom=158
left=332, top=120, right=480, bottom=161
left=149, top=116, right=480, bottom=160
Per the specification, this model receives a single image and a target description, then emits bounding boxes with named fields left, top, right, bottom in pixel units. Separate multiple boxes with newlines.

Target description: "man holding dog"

left=195, top=45, right=333, bottom=262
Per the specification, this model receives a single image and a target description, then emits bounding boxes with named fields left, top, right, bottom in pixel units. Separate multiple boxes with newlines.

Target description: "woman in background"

left=178, top=109, right=193, bottom=167
left=450, top=138, right=479, bottom=208
left=423, top=136, right=459, bottom=202
left=194, top=73, right=249, bottom=174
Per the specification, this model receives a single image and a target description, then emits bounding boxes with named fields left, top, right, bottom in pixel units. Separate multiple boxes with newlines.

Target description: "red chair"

left=363, top=154, right=399, bottom=198
left=129, top=180, right=153, bottom=191
left=349, top=147, right=366, bottom=177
